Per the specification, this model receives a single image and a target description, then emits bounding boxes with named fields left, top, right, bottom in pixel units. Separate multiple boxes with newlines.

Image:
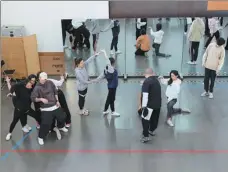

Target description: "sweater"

left=202, top=42, right=225, bottom=71
left=208, top=17, right=219, bottom=35
left=160, top=78, right=181, bottom=102
left=150, top=29, right=164, bottom=44
left=136, top=35, right=150, bottom=51
left=188, top=18, right=205, bottom=42
left=75, top=54, right=98, bottom=91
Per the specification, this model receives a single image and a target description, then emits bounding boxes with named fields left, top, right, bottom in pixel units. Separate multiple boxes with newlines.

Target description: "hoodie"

left=31, top=80, right=57, bottom=109
left=160, top=78, right=182, bottom=102
left=75, top=54, right=99, bottom=91
left=96, top=61, right=118, bottom=89
left=188, top=18, right=205, bottom=42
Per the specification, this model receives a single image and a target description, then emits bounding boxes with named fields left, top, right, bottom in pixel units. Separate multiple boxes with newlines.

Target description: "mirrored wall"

left=62, top=17, right=228, bottom=77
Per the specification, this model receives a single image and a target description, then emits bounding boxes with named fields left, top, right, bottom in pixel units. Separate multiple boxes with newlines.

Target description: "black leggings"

left=58, top=89, right=71, bottom=124
left=92, top=34, right=99, bottom=51
left=153, top=43, right=167, bottom=57
left=104, top=88, right=116, bottom=112
left=135, top=48, right=148, bottom=56
left=78, top=89, right=87, bottom=110
left=111, top=36, right=118, bottom=51
left=38, top=108, right=65, bottom=139
left=9, top=108, right=40, bottom=133
left=167, top=99, right=181, bottom=119
left=205, top=30, right=220, bottom=48
left=204, top=68, right=216, bottom=93
left=190, top=41, right=200, bottom=62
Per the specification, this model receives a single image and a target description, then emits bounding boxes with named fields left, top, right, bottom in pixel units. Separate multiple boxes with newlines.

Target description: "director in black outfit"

left=140, top=68, right=161, bottom=143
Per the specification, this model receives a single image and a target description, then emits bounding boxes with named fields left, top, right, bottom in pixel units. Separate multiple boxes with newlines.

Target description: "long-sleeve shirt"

left=202, top=42, right=225, bottom=71
left=208, top=17, right=219, bottom=35
left=136, top=35, right=150, bottom=51
left=160, top=78, right=181, bottom=102
left=75, top=54, right=99, bottom=91
left=31, top=80, right=58, bottom=109
left=150, top=28, right=164, bottom=44
left=10, top=81, right=32, bottom=111
left=188, top=18, right=205, bottom=42
left=48, top=78, right=64, bottom=90
left=136, top=18, right=147, bottom=29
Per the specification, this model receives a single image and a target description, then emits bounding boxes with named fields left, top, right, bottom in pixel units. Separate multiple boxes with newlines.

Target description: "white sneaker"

left=38, top=137, right=44, bottom=145
left=83, top=109, right=89, bottom=116
left=111, top=112, right=120, bottom=117
left=6, top=133, right=12, bottom=141
left=193, top=61, right=197, bottom=65
left=110, top=50, right=114, bottom=55
left=65, top=123, right=71, bottom=128
left=53, top=127, right=61, bottom=140
left=103, top=111, right=109, bottom=116
left=181, top=108, right=191, bottom=113
left=187, top=61, right=194, bottom=65
left=201, top=92, right=209, bottom=97
left=167, top=119, right=174, bottom=127
left=115, top=50, right=122, bottom=54
left=59, top=127, right=68, bottom=133
left=25, top=124, right=32, bottom=131
left=209, top=92, right=214, bottom=99
left=22, top=126, right=30, bottom=133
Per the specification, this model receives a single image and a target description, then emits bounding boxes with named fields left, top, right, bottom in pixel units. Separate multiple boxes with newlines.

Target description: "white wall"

left=1, top=1, right=109, bottom=52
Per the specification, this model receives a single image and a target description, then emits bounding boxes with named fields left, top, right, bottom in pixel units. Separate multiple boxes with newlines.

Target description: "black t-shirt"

left=141, top=76, right=161, bottom=109
left=10, top=81, right=32, bottom=111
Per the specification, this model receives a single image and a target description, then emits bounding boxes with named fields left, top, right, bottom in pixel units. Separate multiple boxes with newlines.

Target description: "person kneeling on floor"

left=31, top=72, right=68, bottom=146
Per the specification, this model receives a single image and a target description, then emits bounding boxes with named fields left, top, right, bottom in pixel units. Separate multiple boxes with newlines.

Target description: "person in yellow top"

left=135, top=29, right=150, bottom=56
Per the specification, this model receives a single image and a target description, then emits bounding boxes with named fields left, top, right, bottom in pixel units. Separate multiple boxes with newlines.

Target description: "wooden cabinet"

left=1, top=34, right=40, bottom=79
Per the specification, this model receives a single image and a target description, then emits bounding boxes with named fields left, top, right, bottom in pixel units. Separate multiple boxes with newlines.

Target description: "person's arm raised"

left=84, top=51, right=101, bottom=65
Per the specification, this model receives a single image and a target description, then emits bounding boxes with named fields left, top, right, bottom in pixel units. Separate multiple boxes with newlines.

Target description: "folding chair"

left=1, top=60, right=16, bottom=90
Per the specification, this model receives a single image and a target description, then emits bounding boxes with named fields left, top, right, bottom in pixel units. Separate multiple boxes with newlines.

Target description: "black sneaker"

left=148, top=130, right=156, bottom=136
left=140, top=136, right=151, bottom=143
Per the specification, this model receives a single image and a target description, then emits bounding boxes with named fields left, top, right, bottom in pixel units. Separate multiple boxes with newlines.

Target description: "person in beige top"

left=187, top=18, right=205, bottom=64
left=201, top=37, right=226, bottom=99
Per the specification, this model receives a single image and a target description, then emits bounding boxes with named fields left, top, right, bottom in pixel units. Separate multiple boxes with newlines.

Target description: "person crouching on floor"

left=31, top=72, right=68, bottom=145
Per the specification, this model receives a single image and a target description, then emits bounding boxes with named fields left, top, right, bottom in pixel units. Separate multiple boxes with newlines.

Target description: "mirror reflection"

left=61, top=19, right=126, bottom=77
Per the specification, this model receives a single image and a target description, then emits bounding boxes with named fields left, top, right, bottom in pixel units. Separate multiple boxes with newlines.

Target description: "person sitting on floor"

left=135, top=29, right=150, bottom=56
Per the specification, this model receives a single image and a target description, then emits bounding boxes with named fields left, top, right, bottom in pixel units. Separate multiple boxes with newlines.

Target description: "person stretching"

left=159, top=70, right=190, bottom=127
left=94, top=50, right=120, bottom=117
left=74, top=51, right=101, bottom=115
left=149, top=23, right=171, bottom=57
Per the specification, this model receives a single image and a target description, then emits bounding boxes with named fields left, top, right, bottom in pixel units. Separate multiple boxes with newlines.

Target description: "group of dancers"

left=62, top=19, right=121, bottom=55
left=4, top=49, right=120, bottom=145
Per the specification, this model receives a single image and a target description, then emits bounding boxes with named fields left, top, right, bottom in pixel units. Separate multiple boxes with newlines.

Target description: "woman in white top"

left=159, top=70, right=190, bottom=127
left=149, top=23, right=171, bottom=57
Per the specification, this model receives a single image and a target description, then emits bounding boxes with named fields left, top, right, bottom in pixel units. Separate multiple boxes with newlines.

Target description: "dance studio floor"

left=1, top=78, right=228, bottom=172
left=64, top=18, right=228, bottom=77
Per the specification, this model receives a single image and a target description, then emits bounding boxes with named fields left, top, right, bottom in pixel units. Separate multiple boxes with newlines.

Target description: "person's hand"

left=216, top=70, right=220, bottom=75
left=95, top=51, right=100, bottom=56
left=41, top=98, right=48, bottom=104
left=56, top=101, right=61, bottom=107
left=5, top=76, right=11, bottom=83
left=138, top=106, right=142, bottom=110
left=60, top=75, right=65, bottom=80
left=158, top=76, right=164, bottom=79
left=7, top=93, right=13, bottom=97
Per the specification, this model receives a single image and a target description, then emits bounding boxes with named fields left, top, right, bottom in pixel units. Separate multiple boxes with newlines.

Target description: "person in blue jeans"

left=94, top=50, right=120, bottom=117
